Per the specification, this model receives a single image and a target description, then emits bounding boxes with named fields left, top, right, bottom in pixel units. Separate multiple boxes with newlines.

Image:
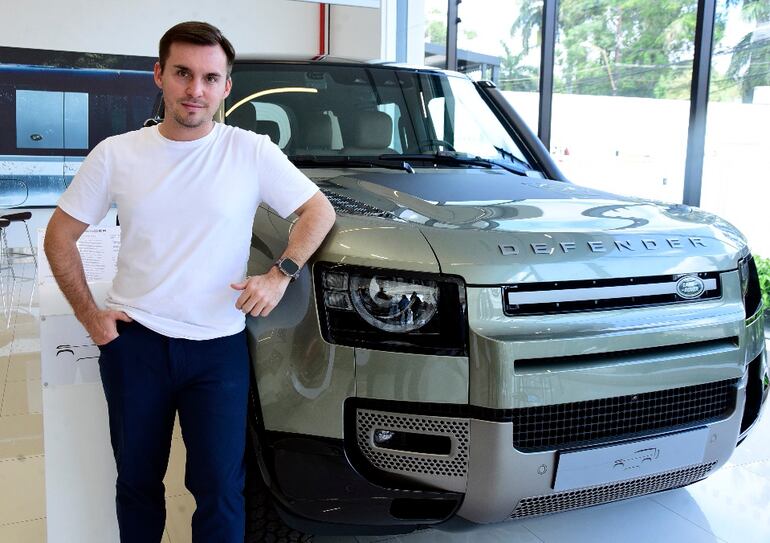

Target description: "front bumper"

left=259, top=431, right=462, bottom=535
left=345, top=376, right=746, bottom=524
left=261, top=369, right=757, bottom=533
left=459, top=403, right=742, bottom=522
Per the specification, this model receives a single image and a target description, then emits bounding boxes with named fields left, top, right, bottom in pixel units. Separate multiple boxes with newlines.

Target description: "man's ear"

left=153, top=61, right=163, bottom=90
left=223, top=76, right=233, bottom=99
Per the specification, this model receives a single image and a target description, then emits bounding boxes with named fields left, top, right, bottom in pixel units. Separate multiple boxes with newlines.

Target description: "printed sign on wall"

left=38, top=226, right=121, bottom=285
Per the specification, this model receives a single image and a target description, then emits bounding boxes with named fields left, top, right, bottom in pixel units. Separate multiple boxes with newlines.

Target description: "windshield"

left=225, top=63, right=536, bottom=173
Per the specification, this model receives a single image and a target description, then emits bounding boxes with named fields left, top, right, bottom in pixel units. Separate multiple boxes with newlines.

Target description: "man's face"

left=153, top=42, right=232, bottom=140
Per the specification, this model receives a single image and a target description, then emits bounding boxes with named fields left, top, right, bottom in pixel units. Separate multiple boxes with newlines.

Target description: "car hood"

left=310, top=168, right=747, bottom=284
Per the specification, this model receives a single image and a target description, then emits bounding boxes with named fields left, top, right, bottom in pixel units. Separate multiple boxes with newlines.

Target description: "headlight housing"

left=738, top=254, right=762, bottom=318
left=315, top=263, right=468, bottom=356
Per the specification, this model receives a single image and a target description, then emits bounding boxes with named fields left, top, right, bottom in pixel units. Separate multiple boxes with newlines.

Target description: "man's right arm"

left=43, top=208, right=131, bottom=345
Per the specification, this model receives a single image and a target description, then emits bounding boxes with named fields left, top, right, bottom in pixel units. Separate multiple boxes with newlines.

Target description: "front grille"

left=511, top=461, right=717, bottom=518
left=356, top=409, right=469, bottom=492
left=512, top=379, right=738, bottom=452
left=321, top=189, right=392, bottom=218
left=502, top=272, right=721, bottom=316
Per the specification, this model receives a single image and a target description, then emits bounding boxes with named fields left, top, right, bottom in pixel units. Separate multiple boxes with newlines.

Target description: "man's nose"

left=186, top=78, right=204, bottom=97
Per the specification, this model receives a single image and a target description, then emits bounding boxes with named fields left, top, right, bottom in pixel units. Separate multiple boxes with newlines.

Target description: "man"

left=43, top=21, right=335, bottom=543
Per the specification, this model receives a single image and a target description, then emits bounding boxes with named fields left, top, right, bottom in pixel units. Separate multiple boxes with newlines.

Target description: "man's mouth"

left=181, top=101, right=206, bottom=111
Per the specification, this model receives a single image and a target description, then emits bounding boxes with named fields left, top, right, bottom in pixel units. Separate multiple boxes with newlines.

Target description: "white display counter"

left=39, top=226, right=121, bottom=543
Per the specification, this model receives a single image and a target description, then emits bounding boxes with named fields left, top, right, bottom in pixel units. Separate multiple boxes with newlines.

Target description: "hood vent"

left=321, top=189, right=392, bottom=218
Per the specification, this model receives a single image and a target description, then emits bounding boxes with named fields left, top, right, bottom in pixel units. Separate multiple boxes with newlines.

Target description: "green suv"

left=219, top=58, right=768, bottom=540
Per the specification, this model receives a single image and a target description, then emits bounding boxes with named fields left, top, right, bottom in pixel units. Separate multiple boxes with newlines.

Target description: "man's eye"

left=207, top=76, right=219, bottom=83
left=177, top=70, right=189, bottom=78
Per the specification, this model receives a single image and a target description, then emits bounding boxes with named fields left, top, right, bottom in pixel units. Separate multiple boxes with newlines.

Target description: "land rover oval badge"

left=676, top=275, right=705, bottom=299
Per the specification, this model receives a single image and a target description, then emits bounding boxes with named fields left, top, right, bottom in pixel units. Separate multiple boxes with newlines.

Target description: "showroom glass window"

left=549, top=0, right=700, bottom=202
left=700, top=0, right=770, bottom=258
left=455, top=0, right=543, bottom=132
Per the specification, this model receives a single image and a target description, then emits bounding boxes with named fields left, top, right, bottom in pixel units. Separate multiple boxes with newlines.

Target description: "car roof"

left=233, top=55, right=463, bottom=77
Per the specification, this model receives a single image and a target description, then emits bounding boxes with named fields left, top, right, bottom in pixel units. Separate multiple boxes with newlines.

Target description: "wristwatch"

left=274, top=257, right=301, bottom=282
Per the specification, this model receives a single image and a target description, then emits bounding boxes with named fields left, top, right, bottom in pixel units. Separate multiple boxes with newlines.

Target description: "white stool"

left=0, top=217, right=15, bottom=325
left=0, top=212, right=37, bottom=325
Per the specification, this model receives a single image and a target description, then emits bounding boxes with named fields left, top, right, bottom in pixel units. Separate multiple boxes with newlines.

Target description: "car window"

left=225, top=63, right=537, bottom=172
left=252, top=102, right=291, bottom=148
left=324, top=110, right=343, bottom=150
left=376, top=103, right=403, bottom=152
left=426, top=76, right=529, bottom=164
left=427, top=97, right=446, bottom=141
left=16, top=90, right=89, bottom=149
left=225, top=100, right=291, bottom=148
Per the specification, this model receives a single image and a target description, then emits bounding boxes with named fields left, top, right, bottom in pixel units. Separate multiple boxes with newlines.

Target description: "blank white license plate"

left=553, top=428, right=709, bottom=491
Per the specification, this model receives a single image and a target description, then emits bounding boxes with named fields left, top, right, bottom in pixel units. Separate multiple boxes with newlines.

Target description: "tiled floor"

left=1, top=257, right=769, bottom=543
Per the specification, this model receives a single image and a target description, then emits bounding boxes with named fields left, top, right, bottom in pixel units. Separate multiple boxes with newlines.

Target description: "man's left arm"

left=231, top=191, right=335, bottom=317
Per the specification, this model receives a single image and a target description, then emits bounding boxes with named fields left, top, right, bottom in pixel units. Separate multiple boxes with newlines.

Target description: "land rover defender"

left=217, top=58, right=768, bottom=540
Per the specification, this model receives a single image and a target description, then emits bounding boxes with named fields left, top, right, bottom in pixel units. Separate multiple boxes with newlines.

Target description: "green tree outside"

left=504, top=0, right=751, bottom=99
left=724, top=0, right=770, bottom=102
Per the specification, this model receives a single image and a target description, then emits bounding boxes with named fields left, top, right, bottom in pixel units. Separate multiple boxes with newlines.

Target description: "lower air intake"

left=511, top=379, right=737, bottom=452
left=511, top=461, right=717, bottom=518
left=356, top=408, right=469, bottom=492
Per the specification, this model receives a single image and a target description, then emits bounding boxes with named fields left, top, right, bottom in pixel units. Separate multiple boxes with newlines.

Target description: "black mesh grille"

left=512, top=379, right=738, bottom=452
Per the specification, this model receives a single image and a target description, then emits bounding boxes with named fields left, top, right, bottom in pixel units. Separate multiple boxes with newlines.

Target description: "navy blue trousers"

left=98, top=320, right=249, bottom=543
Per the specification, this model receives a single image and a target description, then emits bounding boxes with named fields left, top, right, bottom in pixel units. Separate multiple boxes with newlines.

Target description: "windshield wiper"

left=379, top=151, right=529, bottom=176
left=291, top=155, right=415, bottom=173
left=494, top=146, right=532, bottom=170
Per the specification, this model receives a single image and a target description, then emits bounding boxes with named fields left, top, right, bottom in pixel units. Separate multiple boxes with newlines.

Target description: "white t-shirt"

left=58, top=123, right=319, bottom=340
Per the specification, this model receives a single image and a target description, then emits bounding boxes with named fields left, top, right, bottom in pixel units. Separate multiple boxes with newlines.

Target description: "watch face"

left=280, top=258, right=300, bottom=276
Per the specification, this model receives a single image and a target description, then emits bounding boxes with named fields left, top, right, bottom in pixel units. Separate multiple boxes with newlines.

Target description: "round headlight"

left=349, top=274, right=438, bottom=333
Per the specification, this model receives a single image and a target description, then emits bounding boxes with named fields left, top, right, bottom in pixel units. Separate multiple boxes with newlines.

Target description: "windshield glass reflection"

left=225, top=63, right=532, bottom=171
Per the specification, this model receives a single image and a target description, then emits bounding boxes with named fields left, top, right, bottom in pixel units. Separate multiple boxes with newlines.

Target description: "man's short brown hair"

left=159, top=21, right=235, bottom=74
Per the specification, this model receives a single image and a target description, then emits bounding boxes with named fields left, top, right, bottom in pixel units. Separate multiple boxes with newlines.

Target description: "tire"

left=244, top=440, right=313, bottom=543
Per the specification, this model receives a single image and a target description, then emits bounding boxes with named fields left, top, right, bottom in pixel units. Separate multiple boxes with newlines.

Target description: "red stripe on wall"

left=319, top=4, right=327, bottom=56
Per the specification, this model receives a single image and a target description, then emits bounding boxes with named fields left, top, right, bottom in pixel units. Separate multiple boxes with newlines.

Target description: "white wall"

left=327, top=1, right=427, bottom=64
left=375, top=0, right=425, bottom=65
left=379, top=0, right=399, bottom=61
left=0, top=0, right=320, bottom=56
left=406, top=0, right=427, bottom=66
left=329, top=4, right=382, bottom=60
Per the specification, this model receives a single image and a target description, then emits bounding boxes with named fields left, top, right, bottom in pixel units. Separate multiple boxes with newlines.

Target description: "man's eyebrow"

left=171, top=64, right=223, bottom=78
